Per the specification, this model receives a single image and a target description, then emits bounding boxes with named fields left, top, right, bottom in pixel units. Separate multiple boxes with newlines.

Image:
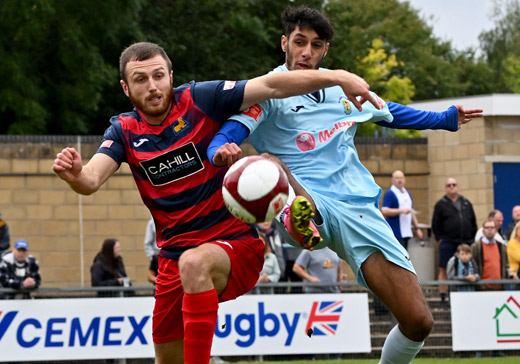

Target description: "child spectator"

left=447, top=243, right=480, bottom=291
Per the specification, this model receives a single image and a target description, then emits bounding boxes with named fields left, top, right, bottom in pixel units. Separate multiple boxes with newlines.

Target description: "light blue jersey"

left=226, top=64, right=458, bottom=287
left=231, top=64, right=393, bottom=202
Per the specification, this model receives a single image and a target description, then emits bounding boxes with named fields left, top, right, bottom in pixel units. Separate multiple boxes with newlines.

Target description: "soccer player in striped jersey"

left=208, top=6, right=483, bottom=364
left=52, top=42, right=381, bottom=364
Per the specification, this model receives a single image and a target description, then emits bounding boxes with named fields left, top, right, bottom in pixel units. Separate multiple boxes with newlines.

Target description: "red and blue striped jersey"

left=96, top=80, right=258, bottom=256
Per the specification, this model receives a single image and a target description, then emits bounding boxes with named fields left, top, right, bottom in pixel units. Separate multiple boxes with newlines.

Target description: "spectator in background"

left=432, top=177, right=477, bottom=308
left=471, top=221, right=508, bottom=290
left=144, top=217, right=160, bottom=261
left=507, top=222, right=520, bottom=279
left=382, top=170, right=423, bottom=250
left=446, top=243, right=480, bottom=292
left=505, top=205, right=520, bottom=241
left=256, top=220, right=285, bottom=281
left=254, top=231, right=281, bottom=294
left=0, top=239, right=41, bottom=298
left=148, top=253, right=159, bottom=285
left=474, top=209, right=506, bottom=245
left=293, top=247, right=347, bottom=294
left=0, top=213, right=10, bottom=257
left=91, top=238, right=131, bottom=297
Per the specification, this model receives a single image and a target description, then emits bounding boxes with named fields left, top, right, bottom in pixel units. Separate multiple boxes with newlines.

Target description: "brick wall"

left=0, top=136, right=429, bottom=287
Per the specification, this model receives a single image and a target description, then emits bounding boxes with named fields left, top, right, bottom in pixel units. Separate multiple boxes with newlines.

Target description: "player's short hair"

left=457, top=243, right=471, bottom=254
left=281, top=5, right=334, bottom=42
left=119, top=42, right=172, bottom=83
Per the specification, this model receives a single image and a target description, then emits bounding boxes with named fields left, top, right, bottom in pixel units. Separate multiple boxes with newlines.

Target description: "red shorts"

left=152, top=238, right=264, bottom=344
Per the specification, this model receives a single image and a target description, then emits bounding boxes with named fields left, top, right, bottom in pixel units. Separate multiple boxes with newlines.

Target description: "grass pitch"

left=234, top=358, right=520, bottom=364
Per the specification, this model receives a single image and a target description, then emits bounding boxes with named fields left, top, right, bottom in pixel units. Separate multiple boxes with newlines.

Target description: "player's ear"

left=323, top=42, right=330, bottom=59
left=120, top=80, right=129, bottom=97
left=281, top=35, right=287, bottom=52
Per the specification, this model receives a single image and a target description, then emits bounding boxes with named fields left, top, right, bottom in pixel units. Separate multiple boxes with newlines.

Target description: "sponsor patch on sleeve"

left=241, top=104, right=263, bottom=122
left=223, top=81, right=237, bottom=90
left=100, top=140, right=113, bottom=149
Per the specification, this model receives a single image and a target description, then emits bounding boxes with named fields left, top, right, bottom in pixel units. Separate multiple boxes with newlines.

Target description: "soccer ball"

left=222, top=155, right=289, bottom=224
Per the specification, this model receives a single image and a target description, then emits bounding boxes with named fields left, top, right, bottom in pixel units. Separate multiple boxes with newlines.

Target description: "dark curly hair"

left=281, top=5, right=334, bottom=42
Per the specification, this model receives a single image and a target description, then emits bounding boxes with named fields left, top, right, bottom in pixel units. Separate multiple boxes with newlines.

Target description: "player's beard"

left=129, top=87, right=173, bottom=118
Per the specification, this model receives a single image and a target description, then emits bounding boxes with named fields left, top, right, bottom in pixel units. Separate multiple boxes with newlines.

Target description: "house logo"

left=494, top=295, right=520, bottom=343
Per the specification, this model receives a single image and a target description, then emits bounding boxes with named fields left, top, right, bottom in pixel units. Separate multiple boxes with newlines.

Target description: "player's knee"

left=179, top=251, right=209, bottom=283
left=405, top=311, right=433, bottom=341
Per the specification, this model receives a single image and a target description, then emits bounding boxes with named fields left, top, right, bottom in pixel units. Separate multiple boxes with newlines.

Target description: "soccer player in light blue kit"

left=209, top=6, right=483, bottom=364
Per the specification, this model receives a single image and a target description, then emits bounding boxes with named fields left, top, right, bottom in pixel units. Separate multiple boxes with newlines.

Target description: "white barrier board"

left=451, top=291, right=520, bottom=351
left=0, top=293, right=370, bottom=361
left=212, top=293, right=371, bottom=355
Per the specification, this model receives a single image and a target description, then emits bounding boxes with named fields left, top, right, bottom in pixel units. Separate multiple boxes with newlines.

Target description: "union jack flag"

left=305, top=301, right=343, bottom=336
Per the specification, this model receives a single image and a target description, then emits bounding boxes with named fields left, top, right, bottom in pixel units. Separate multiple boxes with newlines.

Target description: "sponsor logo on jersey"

left=172, top=116, right=189, bottom=135
left=223, top=81, right=237, bottom=90
left=139, top=142, right=203, bottom=186
left=318, top=121, right=356, bottom=143
left=242, top=104, right=263, bottom=122
left=290, top=105, right=305, bottom=113
left=295, top=132, right=316, bottom=152
left=100, top=140, right=113, bottom=149
left=133, top=138, right=149, bottom=148
left=339, top=96, right=352, bottom=115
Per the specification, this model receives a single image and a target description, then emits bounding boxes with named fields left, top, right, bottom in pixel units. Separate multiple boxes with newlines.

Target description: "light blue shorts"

left=275, top=192, right=415, bottom=289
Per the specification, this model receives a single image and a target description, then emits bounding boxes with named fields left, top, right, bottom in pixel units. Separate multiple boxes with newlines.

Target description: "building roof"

left=409, top=93, right=520, bottom=116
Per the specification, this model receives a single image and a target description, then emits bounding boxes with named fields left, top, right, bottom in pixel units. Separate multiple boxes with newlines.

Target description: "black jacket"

left=90, top=256, right=130, bottom=297
left=432, top=195, right=477, bottom=243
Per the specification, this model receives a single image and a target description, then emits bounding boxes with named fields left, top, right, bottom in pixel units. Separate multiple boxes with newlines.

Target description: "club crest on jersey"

left=139, top=142, right=203, bottom=186
left=339, top=96, right=352, bottom=115
left=172, top=116, right=190, bottom=136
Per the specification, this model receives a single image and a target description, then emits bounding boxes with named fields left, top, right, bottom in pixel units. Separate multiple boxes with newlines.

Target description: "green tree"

left=323, top=0, right=472, bottom=100
left=355, top=38, right=418, bottom=137
left=0, top=0, right=144, bottom=135
left=480, top=0, right=520, bottom=93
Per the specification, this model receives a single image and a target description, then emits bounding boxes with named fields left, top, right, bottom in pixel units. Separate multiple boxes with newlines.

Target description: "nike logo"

left=133, top=138, right=149, bottom=147
left=291, top=105, right=305, bottom=112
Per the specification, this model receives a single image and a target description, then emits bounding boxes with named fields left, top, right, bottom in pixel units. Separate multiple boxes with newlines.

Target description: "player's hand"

left=455, top=105, right=483, bottom=129
left=213, top=143, right=242, bottom=167
left=336, top=70, right=380, bottom=112
left=52, top=147, right=84, bottom=182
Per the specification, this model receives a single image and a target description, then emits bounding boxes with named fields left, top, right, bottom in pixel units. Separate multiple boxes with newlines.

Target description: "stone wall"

left=0, top=136, right=429, bottom=287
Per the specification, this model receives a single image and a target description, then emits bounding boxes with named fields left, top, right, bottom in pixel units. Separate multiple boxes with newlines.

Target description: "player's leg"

left=361, top=251, right=433, bottom=363
left=177, top=243, right=231, bottom=364
left=155, top=340, right=183, bottom=364
left=437, top=239, right=457, bottom=308
left=260, top=152, right=322, bottom=248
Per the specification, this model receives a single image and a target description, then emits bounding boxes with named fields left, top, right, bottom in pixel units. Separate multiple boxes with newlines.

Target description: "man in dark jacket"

left=432, top=177, right=477, bottom=308
left=0, top=239, right=41, bottom=298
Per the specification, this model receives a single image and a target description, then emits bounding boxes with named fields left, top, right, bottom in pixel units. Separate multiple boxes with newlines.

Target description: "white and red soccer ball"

left=222, top=156, right=289, bottom=224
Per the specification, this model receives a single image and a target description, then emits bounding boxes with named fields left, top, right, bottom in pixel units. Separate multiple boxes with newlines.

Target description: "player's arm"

left=241, top=69, right=380, bottom=112
left=52, top=147, right=119, bottom=195
left=379, top=103, right=483, bottom=131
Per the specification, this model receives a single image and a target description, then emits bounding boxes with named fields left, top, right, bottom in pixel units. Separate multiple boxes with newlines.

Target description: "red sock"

left=182, top=289, right=219, bottom=364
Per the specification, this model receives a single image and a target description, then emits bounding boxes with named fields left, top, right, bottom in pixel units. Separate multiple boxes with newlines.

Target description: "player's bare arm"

left=213, top=142, right=242, bottom=167
left=52, top=148, right=119, bottom=195
left=455, top=105, right=483, bottom=129
left=241, top=69, right=380, bottom=112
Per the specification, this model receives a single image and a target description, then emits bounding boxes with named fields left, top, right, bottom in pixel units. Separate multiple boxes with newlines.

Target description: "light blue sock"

left=379, top=325, right=424, bottom=364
